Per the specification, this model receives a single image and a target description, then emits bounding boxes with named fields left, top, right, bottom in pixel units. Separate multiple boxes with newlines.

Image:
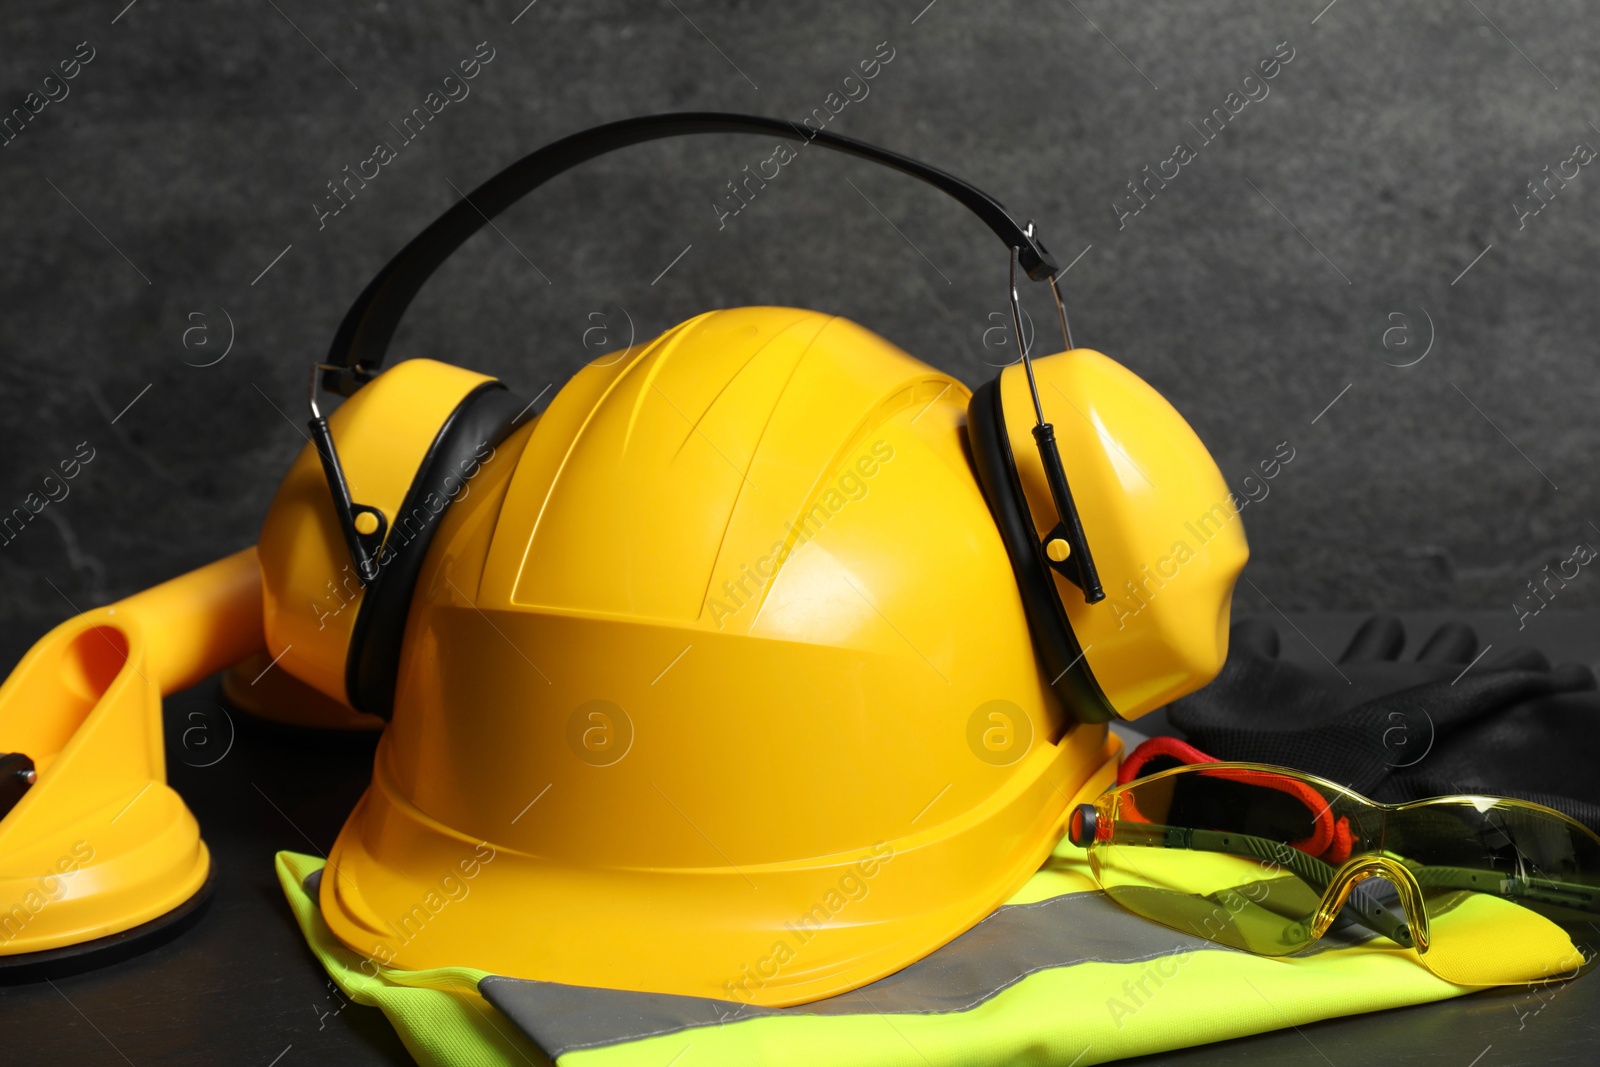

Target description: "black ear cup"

left=344, top=382, right=530, bottom=718
left=967, top=377, right=1118, bottom=724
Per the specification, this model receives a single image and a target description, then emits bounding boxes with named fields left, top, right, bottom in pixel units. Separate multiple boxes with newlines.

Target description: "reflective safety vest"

left=277, top=847, right=1471, bottom=1067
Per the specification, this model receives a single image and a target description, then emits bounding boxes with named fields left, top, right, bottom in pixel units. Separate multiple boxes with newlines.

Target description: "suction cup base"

left=0, top=869, right=215, bottom=984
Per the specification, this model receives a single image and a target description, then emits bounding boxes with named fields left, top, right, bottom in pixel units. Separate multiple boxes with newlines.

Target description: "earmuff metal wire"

left=1048, top=274, right=1075, bottom=352
left=306, top=363, right=330, bottom=421
left=1009, top=246, right=1048, bottom=427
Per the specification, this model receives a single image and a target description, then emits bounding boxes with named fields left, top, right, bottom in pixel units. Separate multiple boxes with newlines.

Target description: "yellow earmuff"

left=980, top=349, right=1246, bottom=722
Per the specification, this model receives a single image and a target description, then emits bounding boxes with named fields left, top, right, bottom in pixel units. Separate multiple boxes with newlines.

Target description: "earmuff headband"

left=322, top=111, right=1062, bottom=395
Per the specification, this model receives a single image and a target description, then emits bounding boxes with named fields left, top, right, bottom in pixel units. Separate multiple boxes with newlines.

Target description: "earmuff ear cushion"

left=966, top=378, right=1118, bottom=724
left=345, top=382, right=531, bottom=719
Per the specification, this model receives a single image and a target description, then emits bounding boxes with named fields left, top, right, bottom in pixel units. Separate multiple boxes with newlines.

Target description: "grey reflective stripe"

left=307, top=866, right=1379, bottom=1061
left=479, top=891, right=1236, bottom=1059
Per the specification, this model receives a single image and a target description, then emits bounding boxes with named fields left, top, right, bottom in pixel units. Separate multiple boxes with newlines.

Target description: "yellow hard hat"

left=0, top=114, right=1245, bottom=1001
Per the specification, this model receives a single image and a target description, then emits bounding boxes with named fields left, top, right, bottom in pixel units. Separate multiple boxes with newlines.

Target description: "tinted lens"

left=1383, top=797, right=1598, bottom=985
left=1089, top=770, right=1345, bottom=957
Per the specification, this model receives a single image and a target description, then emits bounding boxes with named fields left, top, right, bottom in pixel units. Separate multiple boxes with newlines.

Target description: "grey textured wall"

left=2, top=0, right=1596, bottom=641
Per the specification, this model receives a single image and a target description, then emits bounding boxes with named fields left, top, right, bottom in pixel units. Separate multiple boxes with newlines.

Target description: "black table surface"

left=2, top=610, right=1598, bottom=1066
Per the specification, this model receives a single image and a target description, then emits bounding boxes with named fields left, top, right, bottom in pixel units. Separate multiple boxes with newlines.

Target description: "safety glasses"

left=1066, top=763, right=1600, bottom=986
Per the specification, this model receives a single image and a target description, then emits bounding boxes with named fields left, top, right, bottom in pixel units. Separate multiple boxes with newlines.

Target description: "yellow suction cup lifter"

left=0, top=547, right=265, bottom=972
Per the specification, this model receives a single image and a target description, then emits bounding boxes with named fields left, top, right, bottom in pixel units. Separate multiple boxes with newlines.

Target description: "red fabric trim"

left=1117, top=736, right=1218, bottom=785
left=1116, top=737, right=1220, bottom=826
left=1118, top=738, right=1355, bottom=864
left=1326, top=815, right=1354, bottom=865
left=1199, top=766, right=1333, bottom=858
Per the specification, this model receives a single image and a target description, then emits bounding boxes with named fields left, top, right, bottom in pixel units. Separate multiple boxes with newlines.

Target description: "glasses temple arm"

left=1119, top=821, right=1600, bottom=942
left=1118, top=822, right=1415, bottom=949
left=1410, top=865, right=1600, bottom=914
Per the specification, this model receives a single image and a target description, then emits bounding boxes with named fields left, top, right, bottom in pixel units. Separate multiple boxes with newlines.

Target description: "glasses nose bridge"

left=1309, top=856, right=1432, bottom=953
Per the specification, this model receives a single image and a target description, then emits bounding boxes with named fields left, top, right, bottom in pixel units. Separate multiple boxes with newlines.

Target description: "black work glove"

left=1162, top=615, right=1600, bottom=831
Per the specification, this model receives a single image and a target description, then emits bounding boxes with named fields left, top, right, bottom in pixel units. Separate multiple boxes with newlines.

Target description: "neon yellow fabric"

left=278, top=842, right=1479, bottom=1067
left=274, top=853, right=545, bottom=1067
left=1422, top=891, right=1587, bottom=984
